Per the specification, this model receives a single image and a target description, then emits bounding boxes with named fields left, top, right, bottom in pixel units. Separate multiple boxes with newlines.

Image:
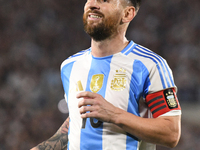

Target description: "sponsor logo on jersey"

left=111, top=68, right=127, bottom=91
left=76, top=80, right=84, bottom=91
left=90, top=74, right=104, bottom=93
left=164, top=89, right=178, bottom=109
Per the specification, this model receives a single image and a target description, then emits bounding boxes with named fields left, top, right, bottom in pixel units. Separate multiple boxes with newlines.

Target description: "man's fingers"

left=79, top=105, right=96, bottom=114
left=78, top=97, right=96, bottom=108
left=80, top=109, right=98, bottom=119
left=76, top=91, right=96, bottom=99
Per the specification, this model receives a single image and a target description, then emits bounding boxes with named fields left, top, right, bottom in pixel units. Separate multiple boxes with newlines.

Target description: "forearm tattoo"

left=35, top=119, right=69, bottom=150
left=37, top=134, right=68, bottom=150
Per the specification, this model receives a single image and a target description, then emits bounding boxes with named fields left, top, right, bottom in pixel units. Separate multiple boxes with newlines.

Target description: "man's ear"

left=122, top=6, right=136, bottom=23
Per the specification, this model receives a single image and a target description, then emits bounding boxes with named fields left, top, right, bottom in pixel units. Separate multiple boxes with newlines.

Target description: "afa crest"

left=164, top=89, right=178, bottom=109
left=111, top=68, right=127, bottom=91
left=90, top=74, right=104, bottom=93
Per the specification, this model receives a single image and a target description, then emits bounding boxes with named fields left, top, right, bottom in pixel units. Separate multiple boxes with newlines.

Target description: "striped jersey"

left=60, top=41, right=181, bottom=150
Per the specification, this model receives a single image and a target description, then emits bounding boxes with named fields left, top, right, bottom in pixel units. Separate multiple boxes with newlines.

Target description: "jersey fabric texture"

left=60, top=41, right=181, bottom=150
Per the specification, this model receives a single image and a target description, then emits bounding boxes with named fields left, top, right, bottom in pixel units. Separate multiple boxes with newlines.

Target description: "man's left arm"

left=77, top=91, right=181, bottom=148
left=110, top=108, right=181, bottom=148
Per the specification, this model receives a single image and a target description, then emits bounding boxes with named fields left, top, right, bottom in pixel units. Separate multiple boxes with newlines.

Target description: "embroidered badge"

left=90, top=74, right=104, bottom=93
left=111, top=68, right=127, bottom=91
left=164, top=89, right=178, bottom=109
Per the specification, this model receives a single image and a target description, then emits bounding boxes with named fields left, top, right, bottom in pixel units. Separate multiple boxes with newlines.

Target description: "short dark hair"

left=128, top=0, right=141, bottom=11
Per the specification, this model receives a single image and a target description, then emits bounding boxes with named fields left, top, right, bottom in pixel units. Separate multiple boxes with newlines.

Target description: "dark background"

left=0, top=0, right=200, bottom=149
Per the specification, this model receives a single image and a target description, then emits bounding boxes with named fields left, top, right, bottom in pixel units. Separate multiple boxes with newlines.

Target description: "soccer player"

left=31, top=0, right=181, bottom=149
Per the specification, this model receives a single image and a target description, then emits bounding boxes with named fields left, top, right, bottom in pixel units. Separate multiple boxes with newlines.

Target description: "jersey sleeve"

left=146, top=59, right=177, bottom=94
left=144, top=57, right=181, bottom=118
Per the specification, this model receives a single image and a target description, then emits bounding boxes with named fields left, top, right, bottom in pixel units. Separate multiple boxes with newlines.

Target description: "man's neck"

left=90, top=35, right=129, bottom=57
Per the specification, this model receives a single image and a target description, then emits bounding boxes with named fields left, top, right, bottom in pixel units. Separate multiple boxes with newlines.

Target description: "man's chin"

left=84, top=25, right=101, bottom=35
left=87, top=22, right=101, bottom=28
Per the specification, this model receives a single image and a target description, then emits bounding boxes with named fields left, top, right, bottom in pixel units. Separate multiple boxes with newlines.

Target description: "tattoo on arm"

left=34, top=117, right=69, bottom=150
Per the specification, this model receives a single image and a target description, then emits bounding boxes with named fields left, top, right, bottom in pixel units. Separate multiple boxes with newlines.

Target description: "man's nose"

left=87, top=0, right=100, bottom=10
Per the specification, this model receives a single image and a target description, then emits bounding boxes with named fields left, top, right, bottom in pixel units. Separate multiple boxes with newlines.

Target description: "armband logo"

left=111, top=68, right=127, bottom=91
left=164, top=89, right=178, bottom=109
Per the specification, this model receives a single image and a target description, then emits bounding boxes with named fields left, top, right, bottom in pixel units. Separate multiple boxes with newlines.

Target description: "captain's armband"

left=146, top=88, right=181, bottom=118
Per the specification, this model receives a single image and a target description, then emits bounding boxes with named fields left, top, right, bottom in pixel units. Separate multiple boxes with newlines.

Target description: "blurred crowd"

left=0, top=0, right=199, bottom=149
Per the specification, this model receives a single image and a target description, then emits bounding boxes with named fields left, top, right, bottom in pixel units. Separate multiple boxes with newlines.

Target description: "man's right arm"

left=31, top=117, right=69, bottom=150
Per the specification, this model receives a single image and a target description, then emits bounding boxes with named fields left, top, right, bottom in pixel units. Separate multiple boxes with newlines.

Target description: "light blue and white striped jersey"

left=60, top=41, right=180, bottom=150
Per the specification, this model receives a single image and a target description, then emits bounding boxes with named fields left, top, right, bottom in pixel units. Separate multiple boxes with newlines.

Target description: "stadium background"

left=0, top=0, right=200, bottom=149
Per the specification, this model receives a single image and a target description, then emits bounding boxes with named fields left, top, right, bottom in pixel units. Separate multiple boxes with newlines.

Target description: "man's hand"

left=77, top=91, right=117, bottom=123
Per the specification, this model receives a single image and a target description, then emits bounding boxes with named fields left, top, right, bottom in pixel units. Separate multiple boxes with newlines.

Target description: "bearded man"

left=31, top=0, right=181, bottom=150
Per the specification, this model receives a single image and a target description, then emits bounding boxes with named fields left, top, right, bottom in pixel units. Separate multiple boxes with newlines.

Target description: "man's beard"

left=83, top=11, right=120, bottom=41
